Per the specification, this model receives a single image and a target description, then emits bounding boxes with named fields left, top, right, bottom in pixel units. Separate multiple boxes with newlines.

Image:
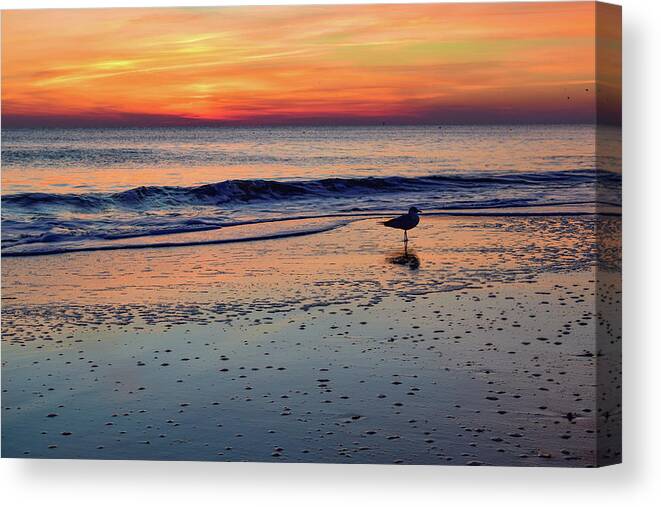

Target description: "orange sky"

left=1, top=2, right=620, bottom=126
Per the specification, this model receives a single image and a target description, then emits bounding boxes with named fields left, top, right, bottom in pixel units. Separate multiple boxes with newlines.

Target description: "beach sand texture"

left=1, top=214, right=621, bottom=466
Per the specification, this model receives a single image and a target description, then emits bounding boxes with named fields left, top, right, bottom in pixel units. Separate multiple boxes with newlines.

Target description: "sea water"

left=1, top=125, right=621, bottom=256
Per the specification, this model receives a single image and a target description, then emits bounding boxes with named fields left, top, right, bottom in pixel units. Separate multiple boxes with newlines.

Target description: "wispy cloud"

left=1, top=3, right=618, bottom=126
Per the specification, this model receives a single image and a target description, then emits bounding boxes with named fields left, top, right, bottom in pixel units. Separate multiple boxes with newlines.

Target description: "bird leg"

left=403, top=230, right=409, bottom=254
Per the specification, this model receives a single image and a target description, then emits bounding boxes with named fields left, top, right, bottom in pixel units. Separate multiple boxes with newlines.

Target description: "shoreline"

left=1, top=200, right=621, bottom=258
left=1, top=215, right=621, bottom=465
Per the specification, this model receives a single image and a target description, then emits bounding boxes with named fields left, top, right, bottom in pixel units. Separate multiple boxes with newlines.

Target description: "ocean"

left=1, top=125, right=621, bottom=256
left=1, top=124, right=622, bottom=465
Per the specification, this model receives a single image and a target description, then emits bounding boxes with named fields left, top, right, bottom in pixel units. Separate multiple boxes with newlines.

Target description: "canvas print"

left=1, top=2, right=621, bottom=467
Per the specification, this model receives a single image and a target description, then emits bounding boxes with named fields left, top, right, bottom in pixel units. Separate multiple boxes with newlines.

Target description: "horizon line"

left=2, top=117, right=619, bottom=129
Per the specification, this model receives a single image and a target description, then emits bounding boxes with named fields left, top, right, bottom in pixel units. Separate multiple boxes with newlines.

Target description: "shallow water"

left=1, top=124, right=622, bottom=464
left=1, top=216, right=622, bottom=465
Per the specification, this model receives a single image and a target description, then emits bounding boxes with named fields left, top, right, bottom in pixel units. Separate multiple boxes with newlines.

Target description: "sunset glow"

left=1, top=2, right=620, bottom=126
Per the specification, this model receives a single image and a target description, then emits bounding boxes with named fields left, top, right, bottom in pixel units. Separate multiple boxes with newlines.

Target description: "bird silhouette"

left=383, top=207, right=422, bottom=252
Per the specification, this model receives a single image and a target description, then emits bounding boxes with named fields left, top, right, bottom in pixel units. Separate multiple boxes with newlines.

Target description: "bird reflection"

left=386, top=249, right=420, bottom=270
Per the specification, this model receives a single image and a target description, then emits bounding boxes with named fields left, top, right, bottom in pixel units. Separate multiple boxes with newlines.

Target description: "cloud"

left=1, top=3, right=617, bottom=126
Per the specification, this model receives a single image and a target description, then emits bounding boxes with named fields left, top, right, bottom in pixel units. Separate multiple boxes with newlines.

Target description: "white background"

left=1, top=0, right=659, bottom=506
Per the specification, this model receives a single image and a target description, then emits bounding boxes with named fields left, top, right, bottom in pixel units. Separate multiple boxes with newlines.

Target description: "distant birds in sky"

left=566, top=87, right=590, bottom=100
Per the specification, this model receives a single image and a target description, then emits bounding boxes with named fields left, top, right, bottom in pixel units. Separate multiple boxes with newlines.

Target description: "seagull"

left=383, top=207, right=422, bottom=246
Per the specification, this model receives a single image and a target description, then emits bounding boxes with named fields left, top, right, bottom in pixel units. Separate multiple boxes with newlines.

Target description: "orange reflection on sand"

left=1, top=214, right=608, bottom=306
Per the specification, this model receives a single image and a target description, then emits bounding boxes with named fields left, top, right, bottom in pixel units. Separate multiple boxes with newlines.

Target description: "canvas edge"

left=594, top=0, right=622, bottom=468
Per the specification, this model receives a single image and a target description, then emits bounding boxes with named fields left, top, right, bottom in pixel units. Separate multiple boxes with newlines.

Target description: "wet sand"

left=1, top=214, right=621, bottom=466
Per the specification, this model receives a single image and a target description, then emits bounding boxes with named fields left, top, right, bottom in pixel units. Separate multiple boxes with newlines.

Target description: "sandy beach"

left=1, top=213, right=621, bottom=466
